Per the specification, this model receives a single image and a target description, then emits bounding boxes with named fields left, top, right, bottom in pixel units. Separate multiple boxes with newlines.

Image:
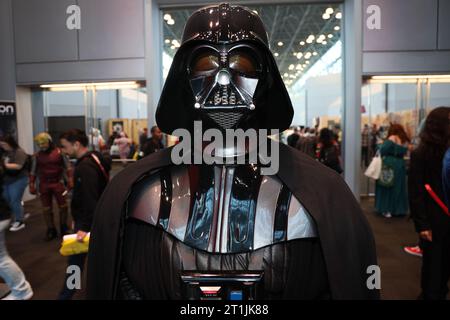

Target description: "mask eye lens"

left=190, top=51, right=219, bottom=76
left=229, top=50, right=259, bottom=76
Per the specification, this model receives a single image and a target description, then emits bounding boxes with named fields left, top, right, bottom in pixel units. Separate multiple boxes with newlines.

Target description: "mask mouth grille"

left=205, top=85, right=243, bottom=107
left=203, top=109, right=247, bottom=129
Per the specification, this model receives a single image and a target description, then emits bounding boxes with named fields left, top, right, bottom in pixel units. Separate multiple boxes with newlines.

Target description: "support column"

left=343, top=0, right=363, bottom=197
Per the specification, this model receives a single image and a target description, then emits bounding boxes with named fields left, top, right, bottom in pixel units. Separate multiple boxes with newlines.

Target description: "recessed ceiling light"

left=296, top=52, right=303, bottom=59
left=334, top=26, right=340, bottom=31
left=328, top=34, right=334, bottom=38
left=305, top=61, right=310, bottom=65
left=277, top=41, right=284, bottom=46
left=165, top=39, right=170, bottom=44
left=325, top=8, right=334, bottom=15
left=289, top=64, right=295, bottom=70
left=284, top=73, right=288, bottom=77
left=313, top=52, right=318, bottom=56
left=163, top=14, right=171, bottom=21
left=322, top=13, right=330, bottom=20
left=336, top=12, right=342, bottom=19
left=274, top=52, right=279, bottom=57
left=167, top=19, right=175, bottom=25
left=322, top=41, right=327, bottom=45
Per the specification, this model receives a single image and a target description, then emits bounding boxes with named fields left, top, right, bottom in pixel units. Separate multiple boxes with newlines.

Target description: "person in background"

left=29, top=132, right=72, bottom=241
left=370, top=124, right=379, bottom=158
left=408, top=107, right=450, bottom=300
left=114, top=132, right=132, bottom=163
left=138, top=128, right=148, bottom=149
left=0, top=135, right=29, bottom=232
left=443, top=147, right=450, bottom=207
left=142, top=126, right=164, bottom=158
left=58, top=129, right=110, bottom=300
left=89, top=128, right=106, bottom=152
left=361, top=124, right=370, bottom=167
left=0, top=159, right=33, bottom=300
left=375, top=124, right=411, bottom=218
left=287, top=126, right=300, bottom=147
left=296, top=127, right=317, bottom=158
left=315, top=128, right=343, bottom=174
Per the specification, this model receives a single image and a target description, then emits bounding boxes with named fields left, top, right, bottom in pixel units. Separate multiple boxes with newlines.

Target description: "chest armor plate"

left=127, top=164, right=316, bottom=254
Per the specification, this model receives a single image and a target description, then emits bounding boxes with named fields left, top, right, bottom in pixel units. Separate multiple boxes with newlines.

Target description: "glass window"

left=40, top=84, right=147, bottom=156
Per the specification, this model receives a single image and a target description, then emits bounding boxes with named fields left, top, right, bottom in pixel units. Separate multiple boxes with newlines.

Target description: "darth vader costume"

left=87, top=3, right=379, bottom=300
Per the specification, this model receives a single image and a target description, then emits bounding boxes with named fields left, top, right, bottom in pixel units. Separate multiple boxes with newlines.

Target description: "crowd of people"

left=287, top=107, right=450, bottom=299
left=287, top=126, right=343, bottom=174
left=0, top=126, right=164, bottom=300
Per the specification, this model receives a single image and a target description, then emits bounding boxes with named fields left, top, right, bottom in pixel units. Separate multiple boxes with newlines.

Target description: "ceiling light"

left=167, top=19, right=175, bottom=25
left=165, top=39, right=170, bottom=44
left=336, top=12, right=342, bottom=19
left=371, top=74, right=450, bottom=82
left=293, top=52, right=297, bottom=56
left=289, top=64, right=295, bottom=70
left=304, top=52, right=311, bottom=59
left=40, top=81, right=140, bottom=91
left=277, top=41, right=284, bottom=46
left=334, top=26, right=340, bottom=31
left=163, top=14, right=171, bottom=21
left=170, top=45, right=175, bottom=49
left=313, top=52, right=318, bottom=56
left=325, top=8, right=334, bottom=15
left=284, top=73, right=288, bottom=78
left=305, top=61, right=310, bottom=65
left=322, top=13, right=330, bottom=20
left=322, top=41, right=327, bottom=45
left=252, top=10, right=258, bottom=14
left=296, top=52, right=303, bottom=59
left=296, top=64, right=302, bottom=70
left=274, top=52, right=279, bottom=57
left=328, top=34, right=333, bottom=38
left=300, top=41, right=305, bottom=46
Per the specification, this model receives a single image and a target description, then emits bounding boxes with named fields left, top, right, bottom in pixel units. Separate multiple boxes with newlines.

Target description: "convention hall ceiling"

left=162, top=3, right=342, bottom=87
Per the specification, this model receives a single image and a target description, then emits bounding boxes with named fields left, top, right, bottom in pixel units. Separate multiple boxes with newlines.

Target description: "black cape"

left=86, top=142, right=379, bottom=299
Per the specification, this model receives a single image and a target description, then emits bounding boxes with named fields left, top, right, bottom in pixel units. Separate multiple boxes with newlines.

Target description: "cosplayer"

left=87, top=3, right=378, bottom=300
left=30, top=132, right=72, bottom=240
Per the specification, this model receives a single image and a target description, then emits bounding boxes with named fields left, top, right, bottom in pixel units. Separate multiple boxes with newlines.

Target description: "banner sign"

left=0, top=102, right=17, bottom=138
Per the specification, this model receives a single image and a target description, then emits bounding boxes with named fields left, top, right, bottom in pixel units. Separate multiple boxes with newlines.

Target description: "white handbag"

left=365, top=151, right=382, bottom=180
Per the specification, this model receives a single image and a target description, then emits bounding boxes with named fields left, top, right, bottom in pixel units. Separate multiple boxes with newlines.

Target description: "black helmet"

left=156, top=3, right=293, bottom=134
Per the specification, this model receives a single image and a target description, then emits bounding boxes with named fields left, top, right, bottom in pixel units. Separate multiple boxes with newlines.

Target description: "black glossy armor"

left=121, top=164, right=326, bottom=299
left=87, top=2, right=379, bottom=301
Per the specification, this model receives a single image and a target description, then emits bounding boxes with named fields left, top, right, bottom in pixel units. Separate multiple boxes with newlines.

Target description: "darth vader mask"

left=156, top=3, right=293, bottom=134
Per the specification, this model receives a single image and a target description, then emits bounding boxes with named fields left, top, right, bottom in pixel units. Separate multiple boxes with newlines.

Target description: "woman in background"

left=408, top=107, right=450, bottom=299
left=0, top=157, right=33, bottom=300
left=315, top=128, right=343, bottom=174
left=375, top=124, right=411, bottom=218
left=113, top=132, right=132, bottom=164
left=0, top=135, right=29, bottom=231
